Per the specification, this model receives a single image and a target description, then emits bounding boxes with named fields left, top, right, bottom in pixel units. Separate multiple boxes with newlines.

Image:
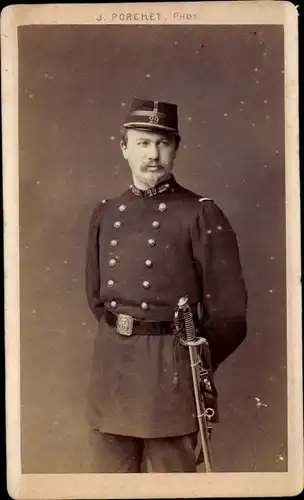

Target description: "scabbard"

left=188, top=343, right=213, bottom=472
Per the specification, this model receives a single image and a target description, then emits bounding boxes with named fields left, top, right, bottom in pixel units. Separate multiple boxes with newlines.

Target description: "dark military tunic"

left=85, top=175, right=247, bottom=438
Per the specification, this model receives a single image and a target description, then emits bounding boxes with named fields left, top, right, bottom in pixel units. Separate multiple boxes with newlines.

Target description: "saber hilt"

left=175, top=296, right=206, bottom=347
left=177, top=296, right=196, bottom=342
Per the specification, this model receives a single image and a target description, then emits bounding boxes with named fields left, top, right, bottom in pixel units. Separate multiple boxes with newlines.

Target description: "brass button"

left=110, top=239, right=118, bottom=247
left=152, top=221, right=160, bottom=229
left=101, top=199, right=107, bottom=204
left=110, top=300, right=117, bottom=309
left=158, top=203, right=167, bottom=212
left=107, top=280, right=115, bottom=287
left=113, top=221, right=122, bottom=229
left=109, top=258, right=117, bottom=267
left=118, top=204, right=126, bottom=212
left=145, top=260, right=152, bottom=268
left=143, top=281, right=151, bottom=289
left=148, top=238, right=156, bottom=247
left=141, top=302, right=148, bottom=310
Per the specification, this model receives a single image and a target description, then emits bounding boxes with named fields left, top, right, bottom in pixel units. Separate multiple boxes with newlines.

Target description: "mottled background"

left=18, top=25, right=286, bottom=473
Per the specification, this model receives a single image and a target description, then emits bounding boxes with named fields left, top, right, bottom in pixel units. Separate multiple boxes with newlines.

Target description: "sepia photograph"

left=2, top=2, right=302, bottom=498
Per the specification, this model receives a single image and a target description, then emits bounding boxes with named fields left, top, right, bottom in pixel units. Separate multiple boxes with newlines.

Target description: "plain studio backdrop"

left=18, top=24, right=286, bottom=473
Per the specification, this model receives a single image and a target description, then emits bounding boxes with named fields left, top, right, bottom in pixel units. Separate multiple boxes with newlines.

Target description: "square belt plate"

left=116, top=314, right=134, bottom=336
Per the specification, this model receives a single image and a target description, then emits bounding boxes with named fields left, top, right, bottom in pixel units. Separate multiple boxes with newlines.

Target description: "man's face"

left=120, top=128, right=177, bottom=189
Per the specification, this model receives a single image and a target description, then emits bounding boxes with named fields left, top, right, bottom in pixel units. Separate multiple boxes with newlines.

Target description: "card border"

left=1, top=2, right=302, bottom=498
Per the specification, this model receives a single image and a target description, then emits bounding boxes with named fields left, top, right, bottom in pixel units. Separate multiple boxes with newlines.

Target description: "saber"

left=174, top=296, right=213, bottom=472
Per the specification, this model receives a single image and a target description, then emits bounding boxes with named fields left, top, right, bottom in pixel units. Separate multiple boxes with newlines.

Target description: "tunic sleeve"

left=85, top=203, right=104, bottom=321
left=191, top=200, right=248, bottom=371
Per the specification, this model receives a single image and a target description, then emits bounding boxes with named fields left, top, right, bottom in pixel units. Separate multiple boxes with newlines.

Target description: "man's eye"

left=138, top=141, right=149, bottom=147
left=159, top=140, right=170, bottom=146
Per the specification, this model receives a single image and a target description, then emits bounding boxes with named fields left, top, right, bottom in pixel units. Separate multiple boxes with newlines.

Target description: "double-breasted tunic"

left=85, top=175, right=247, bottom=438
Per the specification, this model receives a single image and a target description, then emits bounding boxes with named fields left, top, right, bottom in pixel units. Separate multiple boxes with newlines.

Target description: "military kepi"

left=123, top=98, right=179, bottom=135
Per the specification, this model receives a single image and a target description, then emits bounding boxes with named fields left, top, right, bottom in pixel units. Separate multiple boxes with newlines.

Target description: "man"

left=85, top=98, right=247, bottom=473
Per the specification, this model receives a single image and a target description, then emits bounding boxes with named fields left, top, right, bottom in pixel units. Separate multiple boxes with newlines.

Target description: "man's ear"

left=120, top=141, right=128, bottom=160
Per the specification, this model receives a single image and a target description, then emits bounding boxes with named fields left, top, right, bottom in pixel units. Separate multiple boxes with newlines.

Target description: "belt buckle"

left=116, top=313, right=134, bottom=336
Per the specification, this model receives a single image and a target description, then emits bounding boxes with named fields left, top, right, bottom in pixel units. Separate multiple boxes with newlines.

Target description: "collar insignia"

left=131, top=177, right=174, bottom=198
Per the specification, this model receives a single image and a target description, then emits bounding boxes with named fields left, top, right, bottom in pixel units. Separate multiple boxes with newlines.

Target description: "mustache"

left=141, top=163, right=163, bottom=171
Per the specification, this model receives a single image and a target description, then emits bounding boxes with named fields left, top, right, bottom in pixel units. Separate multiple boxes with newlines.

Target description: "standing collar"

left=130, top=175, right=177, bottom=198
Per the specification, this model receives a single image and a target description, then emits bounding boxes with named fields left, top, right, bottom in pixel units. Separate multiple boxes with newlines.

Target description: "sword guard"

left=180, top=337, right=206, bottom=347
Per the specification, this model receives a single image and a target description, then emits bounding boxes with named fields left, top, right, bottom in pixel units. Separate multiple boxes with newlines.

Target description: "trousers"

left=89, top=429, right=198, bottom=473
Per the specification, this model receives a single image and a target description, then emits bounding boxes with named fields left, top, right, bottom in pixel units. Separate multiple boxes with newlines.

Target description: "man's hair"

left=120, top=126, right=181, bottom=150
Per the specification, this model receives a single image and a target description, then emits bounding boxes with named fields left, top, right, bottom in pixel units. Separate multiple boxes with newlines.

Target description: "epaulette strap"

left=92, top=200, right=107, bottom=224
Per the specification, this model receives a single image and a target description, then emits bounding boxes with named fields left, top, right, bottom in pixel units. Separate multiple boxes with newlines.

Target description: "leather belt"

left=104, top=308, right=174, bottom=336
left=104, top=307, right=200, bottom=337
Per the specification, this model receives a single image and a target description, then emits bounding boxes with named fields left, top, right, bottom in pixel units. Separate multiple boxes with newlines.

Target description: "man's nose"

left=147, top=144, right=160, bottom=160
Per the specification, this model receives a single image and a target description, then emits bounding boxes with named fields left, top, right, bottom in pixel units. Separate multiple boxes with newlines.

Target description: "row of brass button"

left=108, top=279, right=151, bottom=289
left=113, top=220, right=161, bottom=229
left=116, top=203, right=167, bottom=212
left=110, top=300, right=149, bottom=310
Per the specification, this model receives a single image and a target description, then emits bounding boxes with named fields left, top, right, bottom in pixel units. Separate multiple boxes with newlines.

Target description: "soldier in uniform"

left=85, top=98, right=248, bottom=473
